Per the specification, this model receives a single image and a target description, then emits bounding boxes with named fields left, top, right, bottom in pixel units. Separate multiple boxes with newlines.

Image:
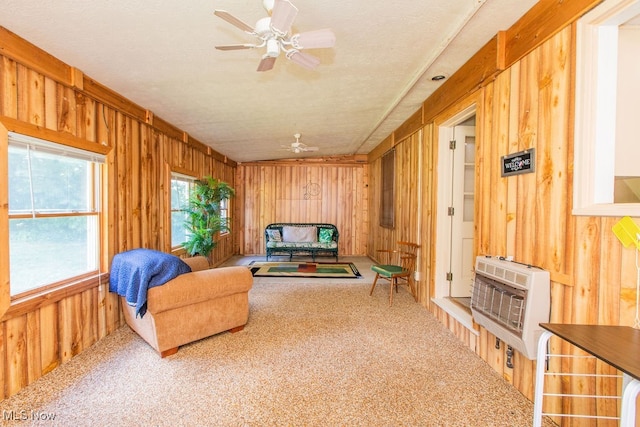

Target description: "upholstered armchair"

left=120, top=256, right=253, bottom=357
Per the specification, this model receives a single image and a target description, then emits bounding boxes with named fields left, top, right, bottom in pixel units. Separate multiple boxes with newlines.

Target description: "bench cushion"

left=267, top=241, right=337, bottom=249
left=266, top=229, right=282, bottom=242
left=282, top=225, right=317, bottom=242
left=319, top=228, right=334, bottom=243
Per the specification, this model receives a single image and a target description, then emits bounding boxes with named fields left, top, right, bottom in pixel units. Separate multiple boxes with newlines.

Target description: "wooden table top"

left=541, top=323, right=640, bottom=381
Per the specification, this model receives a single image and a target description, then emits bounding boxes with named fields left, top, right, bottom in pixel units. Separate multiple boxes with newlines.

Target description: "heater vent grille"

left=472, top=275, right=525, bottom=335
left=471, top=256, right=550, bottom=360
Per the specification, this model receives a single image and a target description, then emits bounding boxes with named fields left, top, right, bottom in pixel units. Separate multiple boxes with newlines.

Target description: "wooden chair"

left=369, top=241, right=420, bottom=306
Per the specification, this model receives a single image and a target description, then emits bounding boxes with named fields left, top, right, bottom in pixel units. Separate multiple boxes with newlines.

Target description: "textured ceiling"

left=0, top=0, right=537, bottom=162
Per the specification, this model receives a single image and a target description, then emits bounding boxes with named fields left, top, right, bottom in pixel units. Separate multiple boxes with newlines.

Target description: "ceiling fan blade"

left=270, top=0, right=298, bottom=35
left=257, top=56, right=277, bottom=72
left=287, top=51, right=320, bottom=70
left=304, top=147, right=319, bottom=151
left=215, top=44, right=256, bottom=51
left=292, top=29, right=336, bottom=49
left=214, top=10, right=255, bottom=33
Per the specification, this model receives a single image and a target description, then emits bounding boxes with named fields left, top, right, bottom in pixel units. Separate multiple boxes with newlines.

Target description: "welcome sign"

left=501, top=148, right=535, bottom=177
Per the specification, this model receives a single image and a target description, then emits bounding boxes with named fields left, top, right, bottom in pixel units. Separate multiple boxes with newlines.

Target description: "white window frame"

left=170, top=172, right=196, bottom=249
left=8, top=132, right=104, bottom=298
left=219, top=196, right=230, bottom=236
left=573, top=0, right=640, bottom=216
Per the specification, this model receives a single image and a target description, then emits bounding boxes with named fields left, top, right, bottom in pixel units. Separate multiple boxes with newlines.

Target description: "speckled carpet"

left=0, top=257, right=553, bottom=426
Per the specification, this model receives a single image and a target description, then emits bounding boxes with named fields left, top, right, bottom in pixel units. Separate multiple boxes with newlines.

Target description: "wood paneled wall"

left=368, top=12, right=638, bottom=426
left=367, top=133, right=421, bottom=249
left=471, top=26, right=575, bottom=404
left=465, top=25, right=637, bottom=422
left=236, top=160, right=368, bottom=256
left=0, top=27, right=237, bottom=398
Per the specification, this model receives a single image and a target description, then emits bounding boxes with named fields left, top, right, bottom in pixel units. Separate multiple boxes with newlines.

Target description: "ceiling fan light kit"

left=265, top=38, right=280, bottom=57
left=262, top=0, right=275, bottom=14
left=214, top=0, right=336, bottom=72
left=281, top=133, right=319, bottom=154
left=254, top=17, right=273, bottom=36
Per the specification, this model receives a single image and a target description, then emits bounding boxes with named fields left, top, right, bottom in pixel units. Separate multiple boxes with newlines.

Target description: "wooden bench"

left=265, top=223, right=339, bottom=261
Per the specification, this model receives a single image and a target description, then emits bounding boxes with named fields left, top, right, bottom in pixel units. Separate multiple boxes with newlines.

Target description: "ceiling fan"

left=214, top=0, right=336, bottom=72
left=281, top=133, right=319, bottom=153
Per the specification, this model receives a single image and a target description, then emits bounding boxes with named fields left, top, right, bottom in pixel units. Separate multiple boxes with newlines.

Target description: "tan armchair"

left=121, top=256, right=253, bottom=357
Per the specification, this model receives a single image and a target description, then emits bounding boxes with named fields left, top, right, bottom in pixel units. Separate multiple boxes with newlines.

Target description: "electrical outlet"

left=414, top=271, right=421, bottom=281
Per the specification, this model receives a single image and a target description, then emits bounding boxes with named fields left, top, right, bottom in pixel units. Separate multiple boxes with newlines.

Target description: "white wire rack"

left=533, top=329, right=640, bottom=427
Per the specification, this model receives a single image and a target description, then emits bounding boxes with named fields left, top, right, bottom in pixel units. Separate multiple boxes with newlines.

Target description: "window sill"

left=171, top=246, right=188, bottom=257
left=2, top=273, right=110, bottom=321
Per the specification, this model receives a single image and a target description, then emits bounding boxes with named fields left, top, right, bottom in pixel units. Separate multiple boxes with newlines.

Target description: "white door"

left=448, top=125, right=476, bottom=298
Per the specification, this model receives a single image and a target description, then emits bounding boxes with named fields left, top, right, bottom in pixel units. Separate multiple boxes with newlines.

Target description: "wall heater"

left=471, top=256, right=550, bottom=360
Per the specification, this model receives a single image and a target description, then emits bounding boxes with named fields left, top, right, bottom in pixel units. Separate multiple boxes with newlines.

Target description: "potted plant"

left=183, top=176, right=235, bottom=257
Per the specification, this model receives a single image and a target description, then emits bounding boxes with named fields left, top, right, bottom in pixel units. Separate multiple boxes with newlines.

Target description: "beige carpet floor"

left=0, top=256, right=553, bottom=426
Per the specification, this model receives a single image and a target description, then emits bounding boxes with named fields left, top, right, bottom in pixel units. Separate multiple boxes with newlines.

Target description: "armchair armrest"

left=147, top=266, right=252, bottom=314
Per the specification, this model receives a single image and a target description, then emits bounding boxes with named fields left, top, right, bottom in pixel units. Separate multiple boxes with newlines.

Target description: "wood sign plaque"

left=501, top=148, right=535, bottom=177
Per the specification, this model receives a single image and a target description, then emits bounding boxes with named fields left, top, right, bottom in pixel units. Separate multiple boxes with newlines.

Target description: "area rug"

left=249, top=261, right=362, bottom=278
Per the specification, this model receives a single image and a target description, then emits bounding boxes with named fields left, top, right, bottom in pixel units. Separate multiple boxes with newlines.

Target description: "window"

left=219, top=197, right=230, bottom=235
left=170, top=172, right=195, bottom=248
left=380, top=149, right=395, bottom=228
left=8, top=133, right=104, bottom=297
left=573, top=0, right=640, bottom=216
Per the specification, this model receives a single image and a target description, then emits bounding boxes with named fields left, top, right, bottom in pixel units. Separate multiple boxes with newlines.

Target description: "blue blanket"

left=109, top=248, right=191, bottom=318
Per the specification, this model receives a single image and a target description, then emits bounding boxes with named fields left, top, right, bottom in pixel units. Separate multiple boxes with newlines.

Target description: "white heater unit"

left=471, top=256, right=550, bottom=360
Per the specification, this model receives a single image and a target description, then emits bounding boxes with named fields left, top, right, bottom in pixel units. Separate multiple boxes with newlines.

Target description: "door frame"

left=433, top=104, right=477, bottom=326
left=448, top=123, right=476, bottom=298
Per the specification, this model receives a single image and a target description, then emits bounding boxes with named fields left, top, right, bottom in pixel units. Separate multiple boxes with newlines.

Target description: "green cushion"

left=319, top=228, right=334, bottom=243
left=371, top=264, right=406, bottom=278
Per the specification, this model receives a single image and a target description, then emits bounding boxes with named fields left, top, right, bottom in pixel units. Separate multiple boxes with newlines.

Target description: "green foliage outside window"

left=8, top=142, right=100, bottom=296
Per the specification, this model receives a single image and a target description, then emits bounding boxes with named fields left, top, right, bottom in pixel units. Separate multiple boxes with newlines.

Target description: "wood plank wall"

left=368, top=23, right=638, bottom=426
left=0, top=28, right=237, bottom=399
left=367, top=131, right=430, bottom=291
left=473, top=26, right=574, bottom=406
left=236, top=160, right=368, bottom=256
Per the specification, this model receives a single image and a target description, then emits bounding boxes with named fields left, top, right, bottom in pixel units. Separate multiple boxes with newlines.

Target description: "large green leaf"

left=182, top=176, right=235, bottom=257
